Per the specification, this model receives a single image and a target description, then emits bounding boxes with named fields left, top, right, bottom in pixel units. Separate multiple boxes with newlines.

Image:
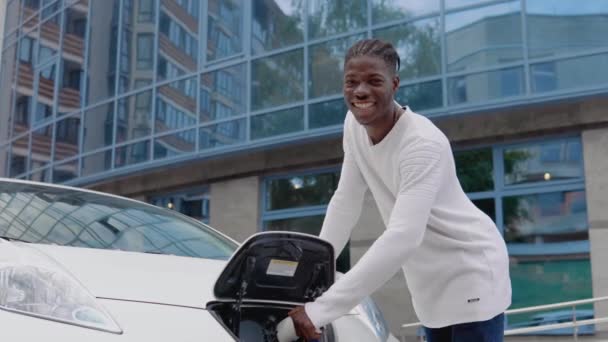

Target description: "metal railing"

left=400, top=296, right=608, bottom=341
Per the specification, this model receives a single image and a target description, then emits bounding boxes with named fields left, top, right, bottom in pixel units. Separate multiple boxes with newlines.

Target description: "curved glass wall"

left=1, top=0, right=607, bottom=182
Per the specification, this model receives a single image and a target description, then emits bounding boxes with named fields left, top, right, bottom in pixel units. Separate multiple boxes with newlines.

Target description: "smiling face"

left=343, top=55, right=400, bottom=127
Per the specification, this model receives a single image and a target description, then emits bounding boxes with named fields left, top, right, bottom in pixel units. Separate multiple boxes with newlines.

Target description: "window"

left=454, top=137, right=590, bottom=333
left=262, top=169, right=351, bottom=272
left=19, top=37, right=34, bottom=64
left=150, top=188, right=210, bottom=223
left=136, top=34, right=153, bottom=70
left=138, top=0, right=155, bottom=22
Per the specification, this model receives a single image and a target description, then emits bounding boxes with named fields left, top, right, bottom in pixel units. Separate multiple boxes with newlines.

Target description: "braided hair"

left=344, top=39, right=400, bottom=75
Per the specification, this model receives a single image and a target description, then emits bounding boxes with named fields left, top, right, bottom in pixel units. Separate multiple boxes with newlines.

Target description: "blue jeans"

left=423, top=313, right=505, bottom=342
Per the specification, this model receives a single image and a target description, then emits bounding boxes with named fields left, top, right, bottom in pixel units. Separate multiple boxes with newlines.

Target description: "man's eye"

left=370, top=79, right=383, bottom=85
left=345, top=80, right=356, bottom=86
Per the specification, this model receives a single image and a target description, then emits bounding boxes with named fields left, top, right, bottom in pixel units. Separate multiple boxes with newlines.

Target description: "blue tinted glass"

left=309, top=34, right=365, bottom=99
left=508, top=259, right=592, bottom=332
left=34, top=63, right=57, bottom=125
left=504, top=190, right=588, bottom=246
left=116, top=90, right=153, bottom=143
left=86, top=0, right=120, bottom=105
left=53, top=159, right=79, bottom=183
left=251, top=49, right=304, bottom=111
left=373, top=17, right=441, bottom=80
left=251, top=106, right=304, bottom=140
left=199, top=118, right=246, bottom=150
left=157, top=4, right=198, bottom=71
left=446, top=1, right=522, bottom=72
left=252, top=0, right=304, bottom=54
left=448, top=67, right=524, bottom=105
left=54, top=114, right=81, bottom=162
left=154, top=129, right=196, bottom=160
left=9, top=135, right=29, bottom=177
left=81, top=149, right=112, bottom=176
left=372, top=0, right=439, bottom=23
left=527, top=0, right=608, bottom=59
left=308, top=0, right=367, bottom=39
left=115, top=140, right=150, bottom=168
left=207, top=0, right=242, bottom=61
left=156, top=76, right=197, bottom=134
left=531, top=54, right=608, bottom=94
left=396, top=80, right=443, bottom=112
left=504, top=139, right=584, bottom=185
left=200, top=64, right=246, bottom=122
left=30, top=125, right=53, bottom=170
left=309, top=98, right=347, bottom=129
left=83, top=102, right=114, bottom=153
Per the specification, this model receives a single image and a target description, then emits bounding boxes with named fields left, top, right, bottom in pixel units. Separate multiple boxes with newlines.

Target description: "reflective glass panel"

left=309, top=34, right=365, bottom=99
left=504, top=139, right=583, bottom=186
left=199, top=118, right=246, bottom=150
left=508, top=258, right=592, bottom=332
left=0, top=44, right=18, bottom=143
left=158, top=3, right=198, bottom=74
left=53, top=159, right=79, bottom=183
left=0, top=145, right=9, bottom=177
left=154, top=129, right=196, bottom=160
left=54, top=114, right=81, bottom=161
left=207, top=0, right=242, bottom=61
left=58, top=58, right=84, bottom=116
left=150, top=188, right=210, bottom=223
left=61, top=1, right=87, bottom=98
left=445, top=0, right=493, bottom=10
left=30, top=124, right=53, bottom=170
left=81, top=149, right=112, bottom=176
left=200, top=64, right=246, bottom=122
left=266, top=171, right=339, bottom=210
left=454, top=148, right=493, bottom=192
left=138, top=0, right=155, bottom=22
left=504, top=190, right=588, bottom=245
left=86, top=0, right=120, bottom=105
left=527, top=0, right=608, bottom=59
left=251, top=49, right=304, bottom=111
left=374, top=18, right=441, bottom=80
left=252, top=0, right=304, bottom=54
left=10, top=135, right=29, bottom=177
left=116, top=90, right=153, bottom=144
left=309, top=98, right=347, bottom=129
left=15, top=34, right=36, bottom=132
left=156, top=76, right=197, bottom=134
left=308, top=0, right=367, bottom=39
left=34, top=63, right=57, bottom=125
left=395, top=80, right=443, bottom=112
left=38, top=13, right=62, bottom=65
left=83, top=102, right=114, bottom=152
left=448, top=67, right=524, bottom=105
left=372, top=0, right=439, bottom=23
left=5, top=1, right=21, bottom=32
left=115, top=140, right=150, bottom=168
left=531, top=54, right=608, bottom=94
left=445, top=1, right=522, bottom=72
left=30, top=168, right=51, bottom=182
left=472, top=198, right=495, bottom=222
left=251, top=106, right=304, bottom=140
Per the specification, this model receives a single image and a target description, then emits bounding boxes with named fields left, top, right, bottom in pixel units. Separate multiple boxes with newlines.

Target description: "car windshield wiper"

left=0, top=236, right=31, bottom=243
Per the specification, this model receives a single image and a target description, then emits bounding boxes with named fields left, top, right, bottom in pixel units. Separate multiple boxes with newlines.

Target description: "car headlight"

left=358, top=296, right=390, bottom=342
left=0, top=242, right=122, bottom=334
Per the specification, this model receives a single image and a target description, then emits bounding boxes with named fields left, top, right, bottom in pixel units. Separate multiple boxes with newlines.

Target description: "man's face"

left=343, top=55, right=399, bottom=126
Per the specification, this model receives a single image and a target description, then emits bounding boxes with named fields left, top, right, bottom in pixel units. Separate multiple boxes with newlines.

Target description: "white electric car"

left=0, top=178, right=397, bottom=341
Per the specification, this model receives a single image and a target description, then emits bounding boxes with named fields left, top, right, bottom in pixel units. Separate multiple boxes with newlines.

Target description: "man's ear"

left=392, top=75, right=400, bottom=92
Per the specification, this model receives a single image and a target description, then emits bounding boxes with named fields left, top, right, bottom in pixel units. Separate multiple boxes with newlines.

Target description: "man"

left=288, top=39, right=511, bottom=342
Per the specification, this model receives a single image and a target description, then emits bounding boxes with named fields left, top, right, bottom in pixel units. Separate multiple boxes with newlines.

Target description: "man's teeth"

left=354, top=102, right=373, bottom=109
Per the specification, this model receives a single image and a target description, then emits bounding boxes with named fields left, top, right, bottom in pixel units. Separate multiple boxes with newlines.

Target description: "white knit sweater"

left=305, top=107, right=511, bottom=329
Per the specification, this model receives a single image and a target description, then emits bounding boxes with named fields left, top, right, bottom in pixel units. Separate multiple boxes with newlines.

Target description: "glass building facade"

left=1, top=0, right=607, bottom=333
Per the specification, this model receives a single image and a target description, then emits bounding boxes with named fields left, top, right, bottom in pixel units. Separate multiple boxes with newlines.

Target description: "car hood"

left=17, top=242, right=227, bottom=309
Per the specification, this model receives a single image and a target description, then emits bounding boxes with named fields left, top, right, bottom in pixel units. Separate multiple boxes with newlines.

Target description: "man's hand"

left=288, top=306, right=321, bottom=341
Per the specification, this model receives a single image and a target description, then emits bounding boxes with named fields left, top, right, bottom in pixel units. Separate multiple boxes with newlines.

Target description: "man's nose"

left=353, top=83, right=370, bottom=97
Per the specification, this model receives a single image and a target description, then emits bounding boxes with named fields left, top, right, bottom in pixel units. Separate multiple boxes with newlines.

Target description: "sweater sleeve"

left=305, top=139, right=447, bottom=329
left=318, top=118, right=368, bottom=257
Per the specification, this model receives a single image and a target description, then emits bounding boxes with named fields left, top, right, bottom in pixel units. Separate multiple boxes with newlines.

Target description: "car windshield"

left=0, top=180, right=237, bottom=260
